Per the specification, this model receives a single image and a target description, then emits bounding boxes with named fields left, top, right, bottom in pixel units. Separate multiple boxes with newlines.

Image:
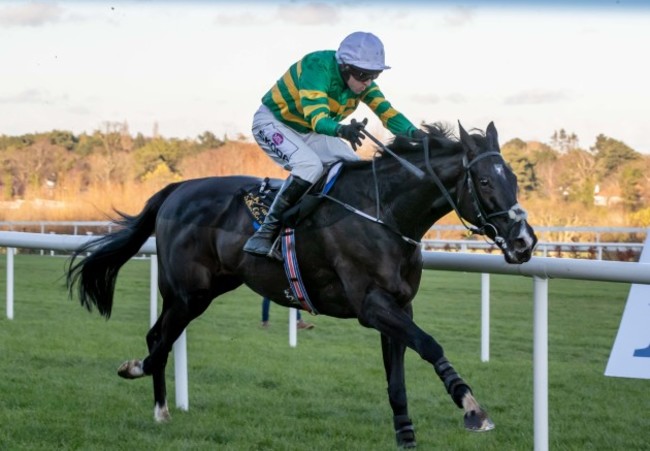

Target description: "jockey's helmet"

left=335, top=31, right=391, bottom=71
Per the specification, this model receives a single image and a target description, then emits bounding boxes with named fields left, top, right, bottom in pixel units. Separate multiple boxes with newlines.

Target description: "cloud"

left=0, top=88, right=64, bottom=105
left=442, top=5, right=475, bottom=27
left=0, top=1, right=63, bottom=27
left=410, top=93, right=467, bottom=104
left=276, top=2, right=340, bottom=25
left=214, top=11, right=264, bottom=27
left=504, top=89, right=570, bottom=105
left=411, top=93, right=441, bottom=104
left=445, top=93, right=467, bottom=104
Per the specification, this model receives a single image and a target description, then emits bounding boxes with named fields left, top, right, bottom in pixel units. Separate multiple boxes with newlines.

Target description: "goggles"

left=345, top=65, right=382, bottom=82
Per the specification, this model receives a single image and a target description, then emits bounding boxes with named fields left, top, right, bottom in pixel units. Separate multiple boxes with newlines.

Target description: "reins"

left=364, top=128, right=502, bottom=238
left=318, top=128, right=425, bottom=247
left=319, top=126, right=521, bottom=247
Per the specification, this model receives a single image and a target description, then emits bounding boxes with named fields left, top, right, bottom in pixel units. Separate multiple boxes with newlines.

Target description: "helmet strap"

left=338, top=64, right=352, bottom=83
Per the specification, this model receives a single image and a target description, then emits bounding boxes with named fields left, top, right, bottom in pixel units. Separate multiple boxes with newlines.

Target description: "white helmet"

left=335, top=31, right=391, bottom=71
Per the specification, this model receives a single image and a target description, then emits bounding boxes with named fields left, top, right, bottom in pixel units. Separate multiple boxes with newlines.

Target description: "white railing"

left=1, top=222, right=647, bottom=261
left=423, top=239, right=643, bottom=260
left=2, top=230, right=650, bottom=451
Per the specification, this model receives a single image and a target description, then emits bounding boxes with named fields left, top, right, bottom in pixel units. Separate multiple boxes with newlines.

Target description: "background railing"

left=1, top=222, right=646, bottom=261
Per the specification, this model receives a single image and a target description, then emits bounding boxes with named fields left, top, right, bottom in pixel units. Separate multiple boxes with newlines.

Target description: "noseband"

left=461, top=152, right=528, bottom=245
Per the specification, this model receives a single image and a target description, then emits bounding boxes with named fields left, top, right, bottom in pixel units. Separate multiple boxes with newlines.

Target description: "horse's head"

left=456, top=122, right=537, bottom=264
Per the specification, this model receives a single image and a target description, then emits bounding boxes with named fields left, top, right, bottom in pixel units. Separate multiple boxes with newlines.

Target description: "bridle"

left=421, top=134, right=528, bottom=246
left=320, top=128, right=528, bottom=248
left=364, top=130, right=527, bottom=247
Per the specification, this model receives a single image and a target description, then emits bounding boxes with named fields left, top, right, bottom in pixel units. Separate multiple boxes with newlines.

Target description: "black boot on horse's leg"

left=243, top=175, right=312, bottom=257
left=434, top=357, right=472, bottom=408
left=394, top=414, right=416, bottom=448
left=434, top=357, right=495, bottom=432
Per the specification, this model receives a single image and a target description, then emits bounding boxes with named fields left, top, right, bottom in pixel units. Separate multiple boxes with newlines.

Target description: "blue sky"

left=1, top=1, right=649, bottom=153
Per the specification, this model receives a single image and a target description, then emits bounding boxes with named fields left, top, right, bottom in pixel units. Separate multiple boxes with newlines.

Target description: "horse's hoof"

left=397, top=438, right=417, bottom=449
left=464, top=409, right=495, bottom=432
left=117, top=359, right=144, bottom=379
left=395, top=422, right=416, bottom=448
left=154, top=403, right=171, bottom=423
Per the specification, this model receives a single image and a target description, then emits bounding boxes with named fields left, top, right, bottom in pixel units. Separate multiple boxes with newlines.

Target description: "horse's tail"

left=66, top=182, right=184, bottom=318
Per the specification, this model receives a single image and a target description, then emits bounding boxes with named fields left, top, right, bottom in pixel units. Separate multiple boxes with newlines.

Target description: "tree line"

left=1, top=123, right=649, bottom=227
left=501, top=128, right=649, bottom=211
left=0, top=122, right=229, bottom=199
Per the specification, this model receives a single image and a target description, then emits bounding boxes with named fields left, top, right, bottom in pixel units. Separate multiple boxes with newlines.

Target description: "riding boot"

left=243, top=175, right=313, bottom=257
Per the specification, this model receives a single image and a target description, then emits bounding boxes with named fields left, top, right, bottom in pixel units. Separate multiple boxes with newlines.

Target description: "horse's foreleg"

left=434, top=357, right=494, bottom=432
left=361, top=288, right=494, bottom=434
left=381, top=332, right=416, bottom=448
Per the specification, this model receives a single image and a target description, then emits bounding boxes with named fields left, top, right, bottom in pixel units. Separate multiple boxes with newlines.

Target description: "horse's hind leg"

left=116, top=291, right=207, bottom=422
left=143, top=293, right=212, bottom=422
left=138, top=277, right=242, bottom=422
left=147, top=313, right=172, bottom=422
left=117, top=298, right=189, bottom=422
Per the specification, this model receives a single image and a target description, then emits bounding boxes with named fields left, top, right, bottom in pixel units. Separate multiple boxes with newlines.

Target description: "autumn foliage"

left=0, top=126, right=649, bottom=232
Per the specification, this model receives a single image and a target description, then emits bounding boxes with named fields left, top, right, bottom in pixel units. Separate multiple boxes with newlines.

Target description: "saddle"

left=242, top=162, right=343, bottom=228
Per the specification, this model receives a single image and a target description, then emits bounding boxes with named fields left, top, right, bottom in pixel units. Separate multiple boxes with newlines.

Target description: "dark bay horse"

left=66, top=122, right=537, bottom=448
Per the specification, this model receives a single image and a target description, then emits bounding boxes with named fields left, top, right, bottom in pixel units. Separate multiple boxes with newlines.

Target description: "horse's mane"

left=343, top=122, right=487, bottom=172
left=390, top=122, right=458, bottom=154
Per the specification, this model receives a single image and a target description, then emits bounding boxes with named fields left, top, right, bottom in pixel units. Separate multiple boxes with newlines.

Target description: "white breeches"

left=251, top=105, right=359, bottom=183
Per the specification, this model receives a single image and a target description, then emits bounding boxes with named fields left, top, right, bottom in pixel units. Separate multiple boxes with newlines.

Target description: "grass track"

left=0, top=255, right=648, bottom=450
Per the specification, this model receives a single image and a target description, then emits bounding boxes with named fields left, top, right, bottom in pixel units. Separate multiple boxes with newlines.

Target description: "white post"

left=149, top=255, right=158, bottom=327
left=481, top=273, right=490, bottom=362
left=174, top=330, right=189, bottom=411
left=6, top=247, right=14, bottom=320
left=533, top=276, right=549, bottom=451
left=289, top=308, right=297, bottom=347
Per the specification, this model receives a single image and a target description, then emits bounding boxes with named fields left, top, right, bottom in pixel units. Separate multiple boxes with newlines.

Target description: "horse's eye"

left=479, top=178, right=489, bottom=187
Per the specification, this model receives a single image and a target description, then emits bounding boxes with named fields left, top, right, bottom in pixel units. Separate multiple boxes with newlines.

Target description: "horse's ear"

left=486, top=121, right=499, bottom=151
left=458, top=121, right=480, bottom=158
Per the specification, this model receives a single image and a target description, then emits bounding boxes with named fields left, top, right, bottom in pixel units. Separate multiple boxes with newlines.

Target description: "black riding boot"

left=243, top=175, right=312, bottom=257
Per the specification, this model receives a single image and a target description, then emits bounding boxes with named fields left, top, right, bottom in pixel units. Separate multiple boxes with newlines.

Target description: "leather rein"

left=320, top=129, right=525, bottom=247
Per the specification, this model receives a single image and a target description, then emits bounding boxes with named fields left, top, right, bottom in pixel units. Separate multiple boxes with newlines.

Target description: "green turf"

left=0, top=255, right=647, bottom=450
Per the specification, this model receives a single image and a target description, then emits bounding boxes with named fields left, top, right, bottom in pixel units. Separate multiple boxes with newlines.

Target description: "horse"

left=66, top=121, right=537, bottom=448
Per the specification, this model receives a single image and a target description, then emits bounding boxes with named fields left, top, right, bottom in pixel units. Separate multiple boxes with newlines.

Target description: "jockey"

left=244, top=31, right=426, bottom=257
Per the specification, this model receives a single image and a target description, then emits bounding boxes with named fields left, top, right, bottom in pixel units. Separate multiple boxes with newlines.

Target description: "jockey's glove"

left=337, top=118, right=367, bottom=151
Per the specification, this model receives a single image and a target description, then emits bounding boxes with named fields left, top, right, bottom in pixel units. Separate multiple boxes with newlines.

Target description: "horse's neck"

left=351, top=154, right=463, bottom=240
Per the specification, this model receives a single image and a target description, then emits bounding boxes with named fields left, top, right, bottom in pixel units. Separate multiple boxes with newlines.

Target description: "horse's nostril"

left=514, top=239, right=527, bottom=251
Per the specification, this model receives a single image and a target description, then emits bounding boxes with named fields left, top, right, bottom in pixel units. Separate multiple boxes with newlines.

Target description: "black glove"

left=337, top=118, right=368, bottom=151
left=411, top=129, right=427, bottom=141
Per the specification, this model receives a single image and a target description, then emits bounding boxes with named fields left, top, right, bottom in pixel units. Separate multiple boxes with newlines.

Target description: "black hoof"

left=396, top=432, right=416, bottom=449
left=395, top=416, right=416, bottom=448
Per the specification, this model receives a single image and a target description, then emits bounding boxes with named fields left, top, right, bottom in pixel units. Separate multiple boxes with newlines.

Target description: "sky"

left=1, top=0, right=650, bottom=153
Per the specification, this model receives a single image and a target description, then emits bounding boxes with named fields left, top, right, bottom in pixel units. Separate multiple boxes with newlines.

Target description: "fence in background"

left=1, top=221, right=647, bottom=261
